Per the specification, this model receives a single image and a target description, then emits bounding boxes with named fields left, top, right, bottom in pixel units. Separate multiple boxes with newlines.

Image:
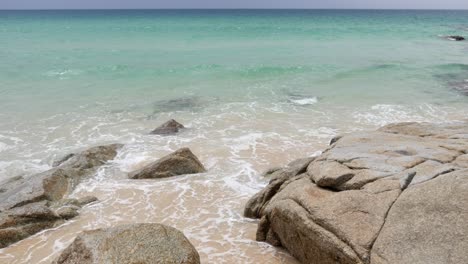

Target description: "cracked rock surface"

left=0, top=144, right=122, bottom=248
left=245, top=122, right=468, bottom=264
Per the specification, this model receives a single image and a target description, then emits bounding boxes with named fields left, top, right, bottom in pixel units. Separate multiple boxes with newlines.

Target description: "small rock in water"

left=447, top=35, right=465, bottom=41
left=129, top=148, right=206, bottom=179
left=77, top=196, right=98, bottom=206
left=52, top=153, right=75, bottom=167
left=55, top=206, right=80, bottom=219
left=52, top=223, right=200, bottom=264
left=150, top=119, right=185, bottom=135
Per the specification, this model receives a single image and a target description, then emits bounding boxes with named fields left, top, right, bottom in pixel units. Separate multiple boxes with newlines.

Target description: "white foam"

left=353, top=104, right=452, bottom=127
left=45, top=69, right=82, bottom=79
left=2, top=99, right=467, bottom=264
left=289, top=97, right=318, bottom=105
left=0, top=142, right=10, bottom=152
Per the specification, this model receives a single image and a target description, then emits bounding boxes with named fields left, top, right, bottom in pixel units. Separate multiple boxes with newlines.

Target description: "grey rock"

left=0, top=201, right=60, bottom=248
left=0, top=144, right=122, bottom=248
left=53, top=154, right=75, bottom=167
left=150, top=119, right=185, bottom=135
left=55, top=206, right=80, bottom=220
left=52, top=223, right=200, bottom=264
left=77, top=196, right=98, bottom=206
left=129, top=148, right=206, bottom=179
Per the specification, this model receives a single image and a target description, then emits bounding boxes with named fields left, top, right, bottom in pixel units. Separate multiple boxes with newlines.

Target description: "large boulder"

left=52, top=223, right=200, bottom=264
left=0, top=144, right=122, bottom=248
left=150, top=119, right=185, bottom=135
left=129, top=148, right=206, bottom=179
left=245, top=122, right=468, bottom=264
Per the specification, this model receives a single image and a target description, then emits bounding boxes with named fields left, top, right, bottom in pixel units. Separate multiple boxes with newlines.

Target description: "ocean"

left=0, top=9, right=468, bottom=263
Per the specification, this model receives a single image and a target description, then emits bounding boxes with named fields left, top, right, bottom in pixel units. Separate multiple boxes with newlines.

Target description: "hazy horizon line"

left=1, top=8, right=468, bottom=11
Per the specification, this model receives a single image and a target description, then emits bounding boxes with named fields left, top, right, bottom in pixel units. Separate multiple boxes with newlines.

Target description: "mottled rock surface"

left=245, top=122, right=468, bottom=264
left=129, top=148, right=206, bottom=179
left=0, top=144, right=122, bottom=248
left=150, top=119, right=185, bottom=135
left=52, top=223, right=200, bottom=264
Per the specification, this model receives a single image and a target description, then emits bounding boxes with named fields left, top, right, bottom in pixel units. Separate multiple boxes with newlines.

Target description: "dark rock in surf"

left=0, top=144, right=122, bottom=248
left=55, top=206, right=80, bottom=219
left=77, top=196, right=98, bottom=206
left=448, top=79, right=468, bottom=95
left=52, top=153, right=75, bottom=167
left=52, top=223, right=200, bottom=264
left=447, top=35, right=465, bottom=41
left=129, top=148, right=206, bottom=179
left=150, top=119, right=185, bottom=135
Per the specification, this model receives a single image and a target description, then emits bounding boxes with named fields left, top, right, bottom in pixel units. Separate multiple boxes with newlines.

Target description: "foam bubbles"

left=289, top=97, right=318, bottom=106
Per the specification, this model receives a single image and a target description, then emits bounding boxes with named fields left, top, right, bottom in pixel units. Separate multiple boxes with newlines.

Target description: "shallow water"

left=1, top=9, right=468, bottom=264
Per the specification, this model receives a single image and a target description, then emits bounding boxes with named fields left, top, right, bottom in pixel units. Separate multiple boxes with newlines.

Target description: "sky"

left=1, top=0, right=468, bottom=10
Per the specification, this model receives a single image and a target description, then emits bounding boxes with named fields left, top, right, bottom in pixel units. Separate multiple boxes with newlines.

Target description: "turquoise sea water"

left=1, top=10, right=468, bottom=117
left=1, top=10, right=468, bottom=264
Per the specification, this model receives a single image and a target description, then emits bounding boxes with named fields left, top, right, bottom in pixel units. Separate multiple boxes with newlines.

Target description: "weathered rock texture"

left=245, top=122, right=468, bottom=264
left=0, top=144, right=122, bottom=248
left=129, top=148, right=206, bottom=179
left=150, top=119, right=185, bottom=135
left=52, top=223, right=200, bottom=264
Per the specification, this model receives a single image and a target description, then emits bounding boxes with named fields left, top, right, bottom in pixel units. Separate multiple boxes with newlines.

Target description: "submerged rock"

left=150, top=119, right=185, bottom=135
left=52, top=223, right=200, bottom=264
left=129, top=148, right=206, bottom=179
left=246, top=122, right=468, bottom=264
left=0, top=144, right=122, bottom=248
left=55, top=206, right=80, bottom=219
left=152, top=96, right=202, bottom=114
left=447, top=35, right=465, bottom=41
left=52, top=153, right=75, bottom=167
left=448, top=79, right=468, bottom=95
left=77, top=196, right=98, bottom=206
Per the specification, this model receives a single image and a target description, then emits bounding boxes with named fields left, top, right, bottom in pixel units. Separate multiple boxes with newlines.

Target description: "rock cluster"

left=245, top=122, right=468, bottom=264
left=0, top=129, right=206, bottom=262
left=0, top=144, right=122, bottom=248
